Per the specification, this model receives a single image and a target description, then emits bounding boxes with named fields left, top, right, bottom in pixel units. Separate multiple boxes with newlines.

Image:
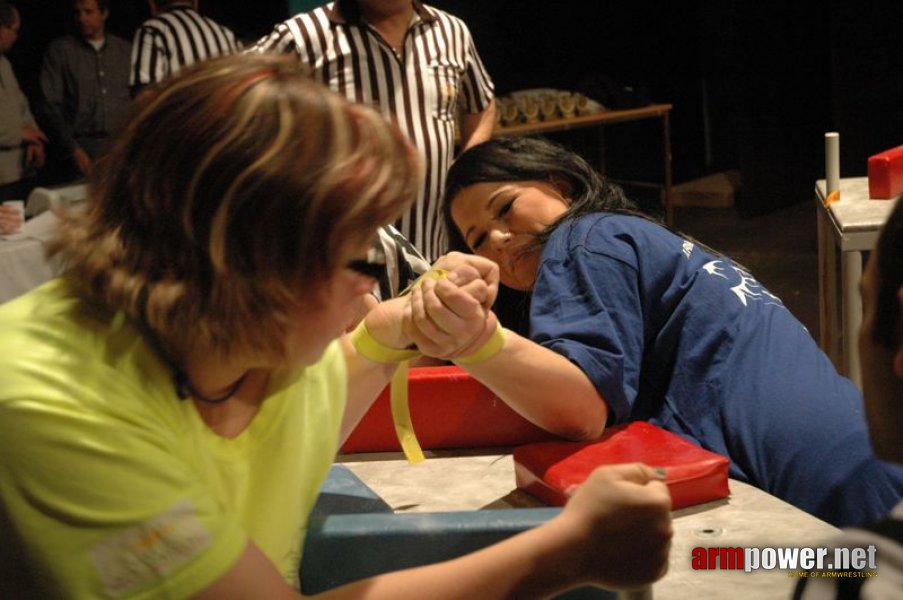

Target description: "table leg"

left=816, top=203, right=840, bottom=367
left=841, top=250, right=863, bottom=389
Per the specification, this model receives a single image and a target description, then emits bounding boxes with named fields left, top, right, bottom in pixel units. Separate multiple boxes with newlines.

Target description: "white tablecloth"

left=0, top=211, right=62, bottom=304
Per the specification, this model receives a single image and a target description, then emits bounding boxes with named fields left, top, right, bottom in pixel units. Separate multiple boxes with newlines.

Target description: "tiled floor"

left=673, top=201, right=820, bottom=336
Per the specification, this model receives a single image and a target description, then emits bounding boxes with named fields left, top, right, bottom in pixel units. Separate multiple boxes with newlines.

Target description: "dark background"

left=9, top=0, right=903, bottom=216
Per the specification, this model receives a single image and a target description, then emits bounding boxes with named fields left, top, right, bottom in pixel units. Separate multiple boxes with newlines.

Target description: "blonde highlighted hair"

left=50, top=53, right=420, bottom=361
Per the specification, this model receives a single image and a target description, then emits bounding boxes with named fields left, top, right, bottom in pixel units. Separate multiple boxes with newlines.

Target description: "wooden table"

left=815, top=177, right=897, bottom=388
left=493, top=104, right=674, bottom=225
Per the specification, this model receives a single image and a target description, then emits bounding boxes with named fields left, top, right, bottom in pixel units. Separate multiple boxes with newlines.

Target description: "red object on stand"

left=868, top=144, right=903, bottom=199
left=341, top=365, right=557, bottom=453
left=513, top=421, right=730, bottom=509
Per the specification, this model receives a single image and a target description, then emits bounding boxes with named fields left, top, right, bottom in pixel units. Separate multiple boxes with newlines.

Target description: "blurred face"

left=0, top=8, right=20, bottom=53
left=858, top=253, right=903, bottom=463
left=450, top=180, right=568, bottom=291
left=281, top=234, right=381, bottom=368
left=74, top=0, right=107, bottom=41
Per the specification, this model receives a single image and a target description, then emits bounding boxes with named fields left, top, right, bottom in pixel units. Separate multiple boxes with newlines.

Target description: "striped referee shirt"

left=130, top=3, right=239, bottom=92
left=249, top=0, right=494, bottom=261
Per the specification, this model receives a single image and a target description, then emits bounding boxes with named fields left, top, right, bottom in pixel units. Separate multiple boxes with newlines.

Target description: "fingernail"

left=654, top=468, right=667, bottom=479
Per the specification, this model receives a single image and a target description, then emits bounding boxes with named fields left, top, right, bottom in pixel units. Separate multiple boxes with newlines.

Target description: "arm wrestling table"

left=815, top=177, right=897, bottom=389
left=333, top=449, right=838, bottom=600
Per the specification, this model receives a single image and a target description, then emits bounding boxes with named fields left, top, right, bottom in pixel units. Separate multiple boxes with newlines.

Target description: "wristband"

left=455, top=322, right=506, bottom=365
left=349, top=320, right=421, bottom=363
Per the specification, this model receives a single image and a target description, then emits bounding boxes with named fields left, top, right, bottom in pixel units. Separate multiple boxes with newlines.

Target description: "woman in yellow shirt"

left=0, top=53, right=671, bottom=599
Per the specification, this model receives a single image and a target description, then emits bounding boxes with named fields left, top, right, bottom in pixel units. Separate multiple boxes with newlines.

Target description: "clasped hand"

left=362, top=252, right=500, bottom=361
left=403, top=252, right=500, bottom=360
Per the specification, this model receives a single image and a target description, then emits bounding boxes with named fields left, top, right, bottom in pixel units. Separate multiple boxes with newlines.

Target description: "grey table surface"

left=339, top=450, right=841, bottom=600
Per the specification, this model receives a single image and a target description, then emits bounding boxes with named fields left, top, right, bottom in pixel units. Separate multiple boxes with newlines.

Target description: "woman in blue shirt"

left=438, top=135, right=903, bottom=527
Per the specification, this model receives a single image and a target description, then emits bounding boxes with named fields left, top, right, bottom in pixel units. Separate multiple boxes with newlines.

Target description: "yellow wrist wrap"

left=454, top=322, right=506, bottom=365
left=350, top=267, right=499, bottom=465
left=349, top=320, right=421, bottom=363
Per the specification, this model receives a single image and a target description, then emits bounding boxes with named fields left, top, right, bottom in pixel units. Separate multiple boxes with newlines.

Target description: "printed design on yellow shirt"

left=89, top=499, right=212, bottom=597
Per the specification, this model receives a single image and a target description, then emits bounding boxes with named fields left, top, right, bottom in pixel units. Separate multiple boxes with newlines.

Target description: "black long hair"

left=442, top=136, right=654, bottom=254
left=441, top=136, right=737, bottom=334
left=442, top=137, right=659, bottom=334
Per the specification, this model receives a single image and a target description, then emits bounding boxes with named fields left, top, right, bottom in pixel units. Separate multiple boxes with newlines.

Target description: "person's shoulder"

left=47, top=34, right=76, bottom=46
left=281, top=4, right=330, bottom=29
left=204, top=14, right=237, bottom=36
left=560, top=212, right=663, bottom=241
left=420, top=3, right=470, bottom=29
left=106, top=33, right=132, bottom=49
left=138, top=12, right=168, bottom=30
left=549, top=213, right=672, bottom=262
left=44, top=34, right=78, bottom=54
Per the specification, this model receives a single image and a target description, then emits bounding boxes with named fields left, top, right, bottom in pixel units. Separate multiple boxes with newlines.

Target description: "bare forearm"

left=340, top=296, right=415, bottom=442
left=195, top=467, right=670, bottom=599
left=457, top=330, right=608, bottom=440
left=458, top=100, right=496, bottom=151
left=339, top=335, right=399, bottom=443
left=313, top=465, right=671, bottom=598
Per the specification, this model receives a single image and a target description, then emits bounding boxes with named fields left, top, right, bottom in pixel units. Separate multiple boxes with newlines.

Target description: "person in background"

left=40, top=0, right=131, bottom=180
left=437, top=135, right=903, bottom=528
left=0, top=199, right=22, bottom=234
left=795, top=198, right=903, bottom=598
left=344, top=223, right=431, bottom=331
left=0, top=0, right=46, bottom=201
left=250, top=0, right=497, bottom=262
left=130, top=0, right=239, bottom=96
left=0, top=53, right=671, bottom=599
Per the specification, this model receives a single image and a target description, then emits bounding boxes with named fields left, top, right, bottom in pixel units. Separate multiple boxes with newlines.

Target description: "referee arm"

left=458, top=98, right=496, bottom=151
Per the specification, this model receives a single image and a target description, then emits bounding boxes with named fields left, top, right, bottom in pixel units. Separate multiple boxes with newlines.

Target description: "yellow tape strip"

left=400, top=267, right=449, bottom=296
left=386, top=268, right=449, bottom=464
left=357, top=266, right=498, bottom=464
left=390, top=359, right=425, bottom=464
left=348, top=319, right=424, bottom=463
